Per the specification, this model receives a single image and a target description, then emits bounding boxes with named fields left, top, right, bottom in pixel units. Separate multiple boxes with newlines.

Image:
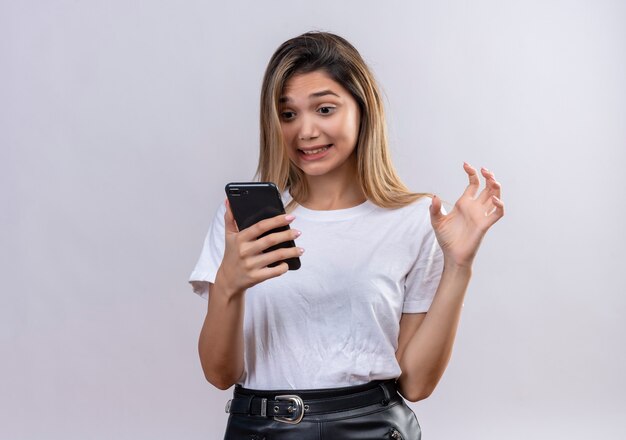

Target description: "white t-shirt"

left=189, top=195, right=444, bottom=390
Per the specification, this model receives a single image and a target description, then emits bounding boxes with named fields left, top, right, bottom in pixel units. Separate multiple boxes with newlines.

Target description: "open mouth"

left=298, top=144, right=333, bottom=157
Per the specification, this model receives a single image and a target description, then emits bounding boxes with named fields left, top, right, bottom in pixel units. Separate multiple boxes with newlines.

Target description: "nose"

left=298, top=114, right=319, bottom=141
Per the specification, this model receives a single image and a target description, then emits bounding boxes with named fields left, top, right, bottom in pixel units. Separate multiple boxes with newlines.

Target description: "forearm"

left=198, top=273, right=246, bottom=390
left=397, top=263, right=472, bottom=401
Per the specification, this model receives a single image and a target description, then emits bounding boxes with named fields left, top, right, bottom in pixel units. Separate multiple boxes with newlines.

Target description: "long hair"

left=258, top=31, right=428, bottom=209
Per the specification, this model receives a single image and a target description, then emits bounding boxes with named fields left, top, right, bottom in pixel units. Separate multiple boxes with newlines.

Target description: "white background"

left=2, top=1, right=625, bottom=439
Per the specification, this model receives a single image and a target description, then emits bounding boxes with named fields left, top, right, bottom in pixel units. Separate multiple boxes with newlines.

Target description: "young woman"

left=190, top=32, right=504, bottom=439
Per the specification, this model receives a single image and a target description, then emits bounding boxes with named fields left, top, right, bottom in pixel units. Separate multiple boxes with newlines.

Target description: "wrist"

left=442, top=259, right=473, bottom=277
left=214, top=270, right=246, bottom=301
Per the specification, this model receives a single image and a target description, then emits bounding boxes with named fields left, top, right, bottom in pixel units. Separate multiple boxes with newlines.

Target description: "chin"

left=296, top=163, right=335, bottom=177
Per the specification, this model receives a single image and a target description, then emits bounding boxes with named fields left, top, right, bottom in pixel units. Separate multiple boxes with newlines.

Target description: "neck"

left=300, top=158, right=366, bottom=210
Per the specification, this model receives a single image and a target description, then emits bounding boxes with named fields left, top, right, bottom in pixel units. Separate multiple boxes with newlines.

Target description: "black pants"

left=224, top=380, right=421, bottom=440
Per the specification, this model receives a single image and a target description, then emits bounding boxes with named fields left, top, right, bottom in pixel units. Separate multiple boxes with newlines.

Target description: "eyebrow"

left=279, top=89, right=340, bottom=103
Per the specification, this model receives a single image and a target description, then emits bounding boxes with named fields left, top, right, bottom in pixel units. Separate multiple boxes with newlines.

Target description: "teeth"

left=302, top=146, right=330, bottom=155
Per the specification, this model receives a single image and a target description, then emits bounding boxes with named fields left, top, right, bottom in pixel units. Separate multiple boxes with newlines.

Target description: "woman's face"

left=279, top=70, right=361, bottom=180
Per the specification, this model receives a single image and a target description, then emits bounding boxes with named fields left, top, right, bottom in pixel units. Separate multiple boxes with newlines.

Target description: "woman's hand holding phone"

left=198, top=185, right=303, bottom=389
left=215, top=200, right=304, bottom=298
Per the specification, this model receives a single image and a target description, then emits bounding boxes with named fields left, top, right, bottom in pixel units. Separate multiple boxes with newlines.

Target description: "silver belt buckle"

left=273, top=395, right=305, bottom=424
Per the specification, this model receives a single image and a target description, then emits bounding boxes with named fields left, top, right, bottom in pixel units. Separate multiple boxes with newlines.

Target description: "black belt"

left=226, top=380, right=399, bottom=425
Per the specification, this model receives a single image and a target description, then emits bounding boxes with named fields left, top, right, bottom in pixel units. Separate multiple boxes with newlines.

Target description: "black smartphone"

left=225, top=182, right=301, bottom=270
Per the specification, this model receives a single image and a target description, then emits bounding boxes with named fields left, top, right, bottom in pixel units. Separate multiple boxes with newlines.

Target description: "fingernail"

left=285, top=215, right=295, bottom=221
left=298, top=248, right=305, bottom=255
left=293, top=230, right=301, bottom=237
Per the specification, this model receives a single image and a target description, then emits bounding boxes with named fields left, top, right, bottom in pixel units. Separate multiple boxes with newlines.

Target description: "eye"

left=280, top=110, right=296, bottom=121
left=317, top=106, right=335, bottom=115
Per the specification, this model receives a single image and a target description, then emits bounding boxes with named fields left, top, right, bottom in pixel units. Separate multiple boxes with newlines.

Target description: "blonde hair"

left=258, top=31, right=428, bottom=209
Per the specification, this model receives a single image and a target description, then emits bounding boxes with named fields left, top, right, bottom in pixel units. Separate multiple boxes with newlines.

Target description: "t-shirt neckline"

left=289, top=197, right=377, bottom=221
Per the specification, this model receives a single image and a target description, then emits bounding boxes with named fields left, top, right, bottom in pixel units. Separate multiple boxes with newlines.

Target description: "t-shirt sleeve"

left=189, top=203, right=226, bottom=299
left=402, top=204, right=445, bottom=313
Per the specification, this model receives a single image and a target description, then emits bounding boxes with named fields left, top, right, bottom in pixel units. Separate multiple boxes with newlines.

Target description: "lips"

left=297, top=144, right=333, bottom=161
left=301, top=145, right=330, bottom=155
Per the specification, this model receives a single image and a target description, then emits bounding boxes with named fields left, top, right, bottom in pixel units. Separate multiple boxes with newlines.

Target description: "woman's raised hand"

left=430, top=162, right=504, bottom=268
left=215, top=200, right=304, bottom=297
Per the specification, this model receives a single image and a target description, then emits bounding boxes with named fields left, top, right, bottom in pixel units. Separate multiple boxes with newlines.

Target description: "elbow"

left=202, top=369, right=237, bottom=391
left=397, top=377, right=437, bottom=402
left=401, top=385, right=435, bottom=403
left=209, top=378, right=235, bottom=391
left=198, top=345, right=241, bottom=391
left=199, top=354, right=240, bottom=390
